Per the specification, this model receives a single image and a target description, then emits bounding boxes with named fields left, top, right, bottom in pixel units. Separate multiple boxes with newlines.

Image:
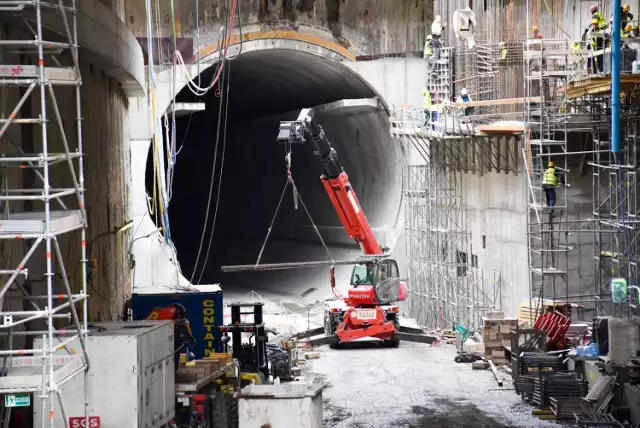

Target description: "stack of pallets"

left=176, top=353, right=233, bottom=392
left=482, top=313, right=518, bottom=365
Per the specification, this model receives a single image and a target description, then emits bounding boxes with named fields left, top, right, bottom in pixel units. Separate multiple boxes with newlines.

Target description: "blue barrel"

left=130, top=290, right=224, bottom=358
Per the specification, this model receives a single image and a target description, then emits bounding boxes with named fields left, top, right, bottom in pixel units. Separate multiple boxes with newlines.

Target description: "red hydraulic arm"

left=277, top=108, right=383, bottom=255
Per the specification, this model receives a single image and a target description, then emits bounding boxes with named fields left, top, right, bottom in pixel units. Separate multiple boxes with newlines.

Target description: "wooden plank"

left=175, top=362, right=234, bottom=393
left=451, top=96, right=542, bottom=108
left=488, top=360, right=504, bottom=387
left=477, top=124, right=525, bottom=135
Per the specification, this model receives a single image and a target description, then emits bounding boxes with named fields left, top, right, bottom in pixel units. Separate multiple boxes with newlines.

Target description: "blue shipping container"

left=130, top=290, right=224, bottom=358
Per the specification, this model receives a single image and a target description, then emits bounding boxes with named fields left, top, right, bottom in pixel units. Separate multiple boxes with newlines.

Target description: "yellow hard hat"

left=531, top=25, right=538, bottom=31
left=592, top=18, right=599, bottom=25
left=548, top=161, right=555, bottom=168
left=624, top=4, right=631, bottom=12
left=626, top=24, right=633, bottom=31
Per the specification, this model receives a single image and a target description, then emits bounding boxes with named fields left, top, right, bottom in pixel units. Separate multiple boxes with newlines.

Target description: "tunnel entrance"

left=145, top=48, right=403, bottom=298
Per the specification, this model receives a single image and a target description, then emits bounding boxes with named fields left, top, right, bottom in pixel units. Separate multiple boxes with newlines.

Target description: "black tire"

left=211, top=390, right=227, bottom=428
left=329, top=341, right=341, bottom=349
left=224, top=394, right=239, bottom=428
left=386, top=339, right=400, bottom=348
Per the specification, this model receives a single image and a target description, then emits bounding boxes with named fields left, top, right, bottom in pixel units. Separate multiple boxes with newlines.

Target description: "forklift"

left=219, top=302, right=271, bottom=386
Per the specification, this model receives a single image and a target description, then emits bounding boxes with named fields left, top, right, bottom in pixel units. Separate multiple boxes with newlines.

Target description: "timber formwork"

left=0, top=1, right=89, bottom=426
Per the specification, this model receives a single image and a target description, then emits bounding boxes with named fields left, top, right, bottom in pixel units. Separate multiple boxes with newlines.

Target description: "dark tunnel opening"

left=145, top=49, right=403, bottom=299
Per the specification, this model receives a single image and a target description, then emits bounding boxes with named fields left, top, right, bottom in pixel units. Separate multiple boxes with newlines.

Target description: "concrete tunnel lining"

left=147, top=47, right=404, bottom=300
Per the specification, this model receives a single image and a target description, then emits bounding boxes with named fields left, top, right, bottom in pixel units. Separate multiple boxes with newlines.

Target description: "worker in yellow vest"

left=422, top=88, right=433, bottom=125
left=423, top=35, right=435, bottom=59
left=591, top=4, right=607, bottom=30
left=499, top=42, right=507, bottom=64
left=542, top=161, right=562, bottom=215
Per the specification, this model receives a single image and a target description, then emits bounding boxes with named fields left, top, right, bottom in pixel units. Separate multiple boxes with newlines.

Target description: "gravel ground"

left=226, top=289, right=560, bottom=428
left=304, top=341, right=559, bottom=428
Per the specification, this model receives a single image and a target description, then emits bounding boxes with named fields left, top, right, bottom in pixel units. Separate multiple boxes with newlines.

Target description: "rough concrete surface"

left=306, top=343, right=557, bottom=428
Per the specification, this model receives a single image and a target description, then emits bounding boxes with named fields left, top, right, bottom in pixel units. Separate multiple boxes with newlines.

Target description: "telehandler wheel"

left=385, top=339, right=400, bottom=348
left=329, top=341, right=342, bottom=350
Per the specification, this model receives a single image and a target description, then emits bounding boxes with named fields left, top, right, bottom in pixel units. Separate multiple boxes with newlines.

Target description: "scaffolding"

left=402, top=141, right=497, bottom=330
left=0, top=1, right=89, bottom=426
left=394, top=43, right=500, bottom=330
left=588, top=87, right=640, bottom=317
left=523, top=38, right=573, bottom=321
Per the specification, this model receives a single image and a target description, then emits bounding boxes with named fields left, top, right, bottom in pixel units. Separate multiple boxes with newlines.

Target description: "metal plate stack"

left=520, top=352, right=566, bottom=373
left=514, top=374, right=536, bottom=398
left=549, top=397, right=583, bottom=420
left=532, top=373, right=586, bottom=408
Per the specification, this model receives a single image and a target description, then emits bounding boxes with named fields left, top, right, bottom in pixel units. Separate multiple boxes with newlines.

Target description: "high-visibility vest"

left=424, top=42, right=434, bottom=58
left=593, top=11, right=607, bottom=29
left=542, top=168, right=558, bottom=186
left=500, top=49, right=507, bottom=60
left=423, top=91, right=432, bottom=109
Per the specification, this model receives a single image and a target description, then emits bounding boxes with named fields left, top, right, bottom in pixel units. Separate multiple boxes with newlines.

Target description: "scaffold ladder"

left=524, top=38, right=572, bottom=317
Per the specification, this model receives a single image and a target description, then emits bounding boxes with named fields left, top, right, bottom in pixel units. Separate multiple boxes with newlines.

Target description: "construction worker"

left=423, top=35, right=434, bottom=59
left=431, top=15, right=444, bottom=39
left=624, top=23, right=633, bottom=38
left=570, top=41, right=584, bottom=71
left=422, top=88, right=433, bottom=125
left=622, top=4, right=634, bottom=29
left=586, top=19, right=605, bottom=73
left=457, top=88, right=474, bottom=116
left=591, top=4, right=607, bottom=30
left=499, top=41, right=508, bottom=63
left=542, top=161, right=563, bottom=216
left=531, top=25, right=543, bottom=39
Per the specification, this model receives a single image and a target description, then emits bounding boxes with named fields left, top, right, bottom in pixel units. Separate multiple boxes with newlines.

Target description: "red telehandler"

left=275, top=108, right=437, bottom=348
left=222, top=108, right=437, bottom=348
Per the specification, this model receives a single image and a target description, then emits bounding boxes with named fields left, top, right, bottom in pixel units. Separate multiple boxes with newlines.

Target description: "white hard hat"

left=461, top=88, right=468, bottom=95
left=427, top=35, right=433, bottom=40
left=499, top=41, right=506, bottom=46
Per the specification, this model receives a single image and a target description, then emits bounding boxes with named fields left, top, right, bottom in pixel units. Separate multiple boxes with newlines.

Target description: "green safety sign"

left=4, top=393, right=30, bottom=407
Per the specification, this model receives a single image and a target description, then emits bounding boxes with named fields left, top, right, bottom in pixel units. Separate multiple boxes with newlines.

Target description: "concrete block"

left=492, top=358, right=508, bottom=365
left=484, top=341, right=502, bottom=348
left=501, top=340, right=511, bottom=347
left=305, top=352, right=321, bottom=360
left=472, top=361, right=489, bottom=370
left=499, top=325, right=513, bottom=334
left=492, top=350, right=506, bottom=358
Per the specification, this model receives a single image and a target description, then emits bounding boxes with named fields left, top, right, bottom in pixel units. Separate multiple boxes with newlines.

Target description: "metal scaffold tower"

left=394, top=46, right=498, bottom=330
left=0, top=1, right=89, bottom=426
left=590, top=89, right=640, bottom=317
left=523, top=38, right=572, bottom=318
left=403, top=149, right=493, bottom=330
